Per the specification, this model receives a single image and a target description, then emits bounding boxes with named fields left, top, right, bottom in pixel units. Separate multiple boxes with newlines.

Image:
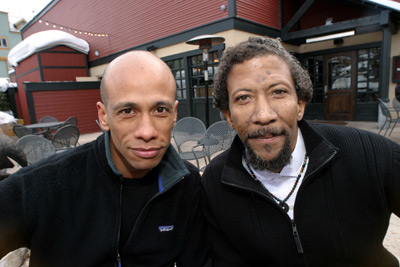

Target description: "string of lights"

left=38, top=19, right=109, bottom=37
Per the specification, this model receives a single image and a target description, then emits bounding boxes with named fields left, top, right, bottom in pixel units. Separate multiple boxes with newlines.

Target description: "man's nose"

left=134, top=114, right=158, bottom=141
left=251, top=98, right=278, bottom=125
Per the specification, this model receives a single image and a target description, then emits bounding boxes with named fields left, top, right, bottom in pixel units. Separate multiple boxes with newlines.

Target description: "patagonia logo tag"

left=158, top=225, right=174, bottom=232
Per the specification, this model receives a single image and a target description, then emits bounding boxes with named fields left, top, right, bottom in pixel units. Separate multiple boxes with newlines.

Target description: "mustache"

left=246, top=127, right=288, bottom=139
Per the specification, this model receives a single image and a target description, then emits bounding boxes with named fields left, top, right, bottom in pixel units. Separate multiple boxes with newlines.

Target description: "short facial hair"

left=244, top=127, right=292, bottom=172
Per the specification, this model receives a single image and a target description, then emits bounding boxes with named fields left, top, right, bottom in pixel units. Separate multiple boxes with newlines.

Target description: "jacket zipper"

left=221, top=150, right=337, bottom=257
left=129, top=175, right=185, bottom=237
left=116, top=183, right=123, bottom=266
left=223, top=181, right=305, bottom=253
left=288, top=150, right=337, bottom=255
left=291, top=220, right=303, bottom=253
left=116, top=253, right=121, bottom=267
left=116, top=175, right=185, bottom=264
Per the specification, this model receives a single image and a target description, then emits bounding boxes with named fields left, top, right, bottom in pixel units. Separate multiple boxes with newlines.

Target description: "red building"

left=13, top=0, right=400, bottom=131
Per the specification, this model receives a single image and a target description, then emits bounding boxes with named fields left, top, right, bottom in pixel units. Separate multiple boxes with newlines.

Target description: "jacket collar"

left=96, top=133, right=189, bottom=191
left=221, top=120, right=338, bottom=192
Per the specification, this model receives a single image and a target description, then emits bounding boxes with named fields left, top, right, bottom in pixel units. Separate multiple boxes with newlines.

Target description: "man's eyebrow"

left=111, top=101, right=138, bottom=111
left=270, top=81, right=293, bottom=87
left=155, top=100, right=174, bottom=108
left=111, top=100, right=174, bottom=111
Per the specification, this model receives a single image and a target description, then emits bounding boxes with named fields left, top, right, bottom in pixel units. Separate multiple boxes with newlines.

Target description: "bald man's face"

left=97, top=53, right=178, bottom=178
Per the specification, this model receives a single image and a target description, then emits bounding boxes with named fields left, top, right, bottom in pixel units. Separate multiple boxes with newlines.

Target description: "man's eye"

left=273, top=89, right=286, bottom=95
left=155, top=107, right=168, bottom=113
left=121, top=108, right=133, bottom=114
left=237, top=95, right=249, bottom=102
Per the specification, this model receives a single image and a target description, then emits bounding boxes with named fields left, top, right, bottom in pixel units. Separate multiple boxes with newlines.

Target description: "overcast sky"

left=0, top=0, right=52, bottom=24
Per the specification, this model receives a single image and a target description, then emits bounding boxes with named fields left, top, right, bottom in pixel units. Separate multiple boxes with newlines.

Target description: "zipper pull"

left=292, top=220, right=304, bottom=254
left=117, top=253, right=121, bottom=267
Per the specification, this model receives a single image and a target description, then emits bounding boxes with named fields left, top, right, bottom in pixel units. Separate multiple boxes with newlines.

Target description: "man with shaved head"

left=0, top=51, right=209, bottom=266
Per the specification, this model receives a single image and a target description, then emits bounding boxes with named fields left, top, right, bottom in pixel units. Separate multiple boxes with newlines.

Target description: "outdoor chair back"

left=16, top=135, right=56, bottom=165
left=172, top=117, right=207, bottom=169
left=378, top=98, right=400, bottom=136
left=13, top=124, right=33, bottom=138
left=39, top=115, right=58, bottom=123
left=392, top=97, right=400, bottom=116
left=0, top=132, right=27, bottom=180
left=192, top=120, right=236, bottom=171
left=63, top=116, right=78, bottom=127
left=51, top=125, right=80, bottom=151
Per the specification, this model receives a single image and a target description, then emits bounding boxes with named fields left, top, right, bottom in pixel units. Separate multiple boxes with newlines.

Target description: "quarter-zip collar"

left=104, top=131, right=189, bottom=192
left=221, top=120, right=338, bottom=194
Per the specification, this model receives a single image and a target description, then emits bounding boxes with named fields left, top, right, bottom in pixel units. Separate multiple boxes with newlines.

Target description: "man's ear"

left=297, top=98, right=306, bottom=121
left=97, top=101, right=110, bottom=131
left=173, top=100, right=178, bottom=126
left=222, top=109, right=235, bottom=130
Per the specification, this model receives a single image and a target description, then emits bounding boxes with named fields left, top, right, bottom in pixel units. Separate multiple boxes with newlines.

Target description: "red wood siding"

left=40, top=52, right=86, bottom=67
left=236, top=0, right=280, bottom=29
left=14, top=54, right=39, bottom=78
left=14, top=92, right=22, bottom=122
left=42, top=68, right=87, bottom=81
left=23, top=0, right=229, bottom=61
left=32, top=89, right=101, bottom=134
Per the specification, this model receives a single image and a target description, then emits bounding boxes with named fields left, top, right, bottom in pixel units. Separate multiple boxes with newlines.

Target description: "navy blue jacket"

left=0, top=134, right=209, bottom=266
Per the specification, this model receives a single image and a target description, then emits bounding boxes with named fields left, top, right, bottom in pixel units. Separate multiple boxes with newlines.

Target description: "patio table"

left=26, top=121, right=65, bottom=139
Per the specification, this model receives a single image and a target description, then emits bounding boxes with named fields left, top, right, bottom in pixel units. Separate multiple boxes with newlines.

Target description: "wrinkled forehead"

left=105, top=72, right=176, bottom=109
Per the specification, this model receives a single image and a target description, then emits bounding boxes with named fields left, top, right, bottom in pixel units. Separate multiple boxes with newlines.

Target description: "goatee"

left=244, top=127, right=292, bottom=172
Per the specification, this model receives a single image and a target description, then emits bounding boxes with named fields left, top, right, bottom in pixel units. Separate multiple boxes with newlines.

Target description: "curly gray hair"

left=213, top=36, right=313, bottom=111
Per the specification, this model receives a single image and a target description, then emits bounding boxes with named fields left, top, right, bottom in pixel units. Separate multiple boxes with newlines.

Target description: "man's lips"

left=249, top=134, right=281, bottom=144
left=131, top=148, right=161, bottom=158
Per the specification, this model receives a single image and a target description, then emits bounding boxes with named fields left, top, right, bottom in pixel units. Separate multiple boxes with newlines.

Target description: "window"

left=0, top=37, right=8, bottom=48
left=189, top=51, right=219, bottom=98
left=166, top=58, right=186, bottom=99
left=356, top=47, right=380, bottom=102
left=304, top=56, right=324, bottom=103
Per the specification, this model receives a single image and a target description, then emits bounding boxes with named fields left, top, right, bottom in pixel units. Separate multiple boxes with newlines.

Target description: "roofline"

left=20, top=0, right=60, bottom=34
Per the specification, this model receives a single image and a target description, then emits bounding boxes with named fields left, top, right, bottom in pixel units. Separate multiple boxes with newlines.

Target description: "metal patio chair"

left=192, top=120, right=236, bottom=171
left=63, top=116, right=78, bottom=127
left=13, top=124, right=34, bottom=138
left=16, top=135, right=56, bottom=165
left=0, top=132, right=28, bottom=180
left=39, top=115, right=58, bottom=123
left=378, top=98, right=400, bottom=136
left=172, top=117, right=207, bottom=169
left=39, top=115, right=60, bottom=137
left=51, top=125, right=80, bottom=151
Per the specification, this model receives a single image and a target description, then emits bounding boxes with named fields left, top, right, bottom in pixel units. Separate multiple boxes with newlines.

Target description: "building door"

left=323, top=51, right=356, bottom=121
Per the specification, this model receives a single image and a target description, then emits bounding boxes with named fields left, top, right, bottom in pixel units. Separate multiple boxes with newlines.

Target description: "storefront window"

left=166, top=58, right=186, bottom=99
left=356, top=47, right=380, bottom=102
left=304, top=56, right=324, bottom=103
left=189, top=51, right=219, bottom=98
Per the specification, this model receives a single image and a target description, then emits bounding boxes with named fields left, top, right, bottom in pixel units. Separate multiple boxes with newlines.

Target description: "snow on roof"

left=0, top=78, right=17, bottom=92
left=8, top=30, right=90, bottom=67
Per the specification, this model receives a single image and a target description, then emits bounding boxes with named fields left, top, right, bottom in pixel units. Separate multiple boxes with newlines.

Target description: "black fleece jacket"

left=201, top=120, right=400, bottom=266
left=0, top=134, right=209, bottom=266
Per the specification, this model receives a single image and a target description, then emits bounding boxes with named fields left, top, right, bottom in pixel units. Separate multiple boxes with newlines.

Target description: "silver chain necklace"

left=245, top=155, right=308, bottom=212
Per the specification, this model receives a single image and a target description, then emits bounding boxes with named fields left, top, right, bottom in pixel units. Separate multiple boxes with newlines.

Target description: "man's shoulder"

left=11, top=137, right=103, bottom=180
left=306, top=121, right=400, bottom=152
left=183, top=160, right=199, bottom=174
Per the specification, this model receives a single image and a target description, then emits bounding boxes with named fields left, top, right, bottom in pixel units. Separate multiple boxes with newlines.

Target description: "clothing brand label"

left=158, top=225, right=174, bottom=232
